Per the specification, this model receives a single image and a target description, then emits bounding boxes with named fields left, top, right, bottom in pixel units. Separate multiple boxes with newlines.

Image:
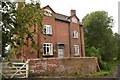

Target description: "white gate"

left=2, top=61, right=29, bottom=78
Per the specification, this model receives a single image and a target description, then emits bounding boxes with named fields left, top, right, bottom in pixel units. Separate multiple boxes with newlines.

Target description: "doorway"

left=58, top=44, right=64, bottom=58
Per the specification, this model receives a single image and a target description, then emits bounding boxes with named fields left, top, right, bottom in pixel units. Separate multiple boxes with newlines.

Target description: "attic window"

left=44, top=9, right=52, bottom=16
left=72, top=17, right=78, bottom=23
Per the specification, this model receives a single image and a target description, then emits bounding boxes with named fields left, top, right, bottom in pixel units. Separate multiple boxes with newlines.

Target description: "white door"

left=58, top=49, right=64, bottom=58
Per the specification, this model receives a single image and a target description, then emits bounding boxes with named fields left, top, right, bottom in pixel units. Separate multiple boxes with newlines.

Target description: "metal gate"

left=2, top=61, right=29, bottom=78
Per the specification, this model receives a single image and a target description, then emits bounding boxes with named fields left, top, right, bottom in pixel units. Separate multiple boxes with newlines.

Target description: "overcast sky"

left=39, top=0, right=119, bottom=33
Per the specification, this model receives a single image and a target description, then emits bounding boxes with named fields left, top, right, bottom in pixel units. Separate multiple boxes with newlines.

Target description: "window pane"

left=74, top=45, right=79, bottom=55
left=47, top=44, right=49, bottom=46
left=47, top=47, right=49, bottom=54
left=44, top=44, right=46, bottom=46
left=44, top=25, right=52, bottom=35
left=43, top=43, right=53, bottom=55
left=76, top=32, right=78, bottom=38
left=46, top=27, right=49, bottom=34
left=50, top=44, right=53, bottom=55
left=44, top=28, right=46, bottom=34
left=49, top=27, right=50, bottom=34
left=44, top=47, right=46, bottom=54
left=73, top=31, right=78, bottom=38
left=50, top=27, right=52, bottom=34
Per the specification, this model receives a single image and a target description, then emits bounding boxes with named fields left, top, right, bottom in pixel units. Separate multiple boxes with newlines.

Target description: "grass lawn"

left=62, top=71, right=112, bottom=78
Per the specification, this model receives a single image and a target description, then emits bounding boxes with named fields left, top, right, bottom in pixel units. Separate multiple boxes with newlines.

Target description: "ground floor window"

left=43, top=43, right=53, bottom=55
left=74, top=45, right=79, bottom=55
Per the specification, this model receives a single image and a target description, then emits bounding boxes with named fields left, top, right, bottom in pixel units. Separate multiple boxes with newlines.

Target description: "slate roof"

left=55, top=13, right=69, bottom=22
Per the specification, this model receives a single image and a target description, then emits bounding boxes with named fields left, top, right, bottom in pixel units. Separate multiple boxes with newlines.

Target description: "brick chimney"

left=71, top=10, right=76, bottom=16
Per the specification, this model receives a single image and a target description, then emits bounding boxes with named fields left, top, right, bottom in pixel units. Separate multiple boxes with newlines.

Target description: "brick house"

left=21, top=5, right=85, bottom=59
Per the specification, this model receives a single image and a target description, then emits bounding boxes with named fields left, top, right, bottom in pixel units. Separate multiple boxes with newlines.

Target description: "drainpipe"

left=37, top=26, right=40, bottom=58
left=80, top=25, right=83, bottom=57
left=68, top=22, right=72, bottom=57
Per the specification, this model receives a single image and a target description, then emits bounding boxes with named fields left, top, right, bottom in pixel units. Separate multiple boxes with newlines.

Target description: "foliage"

left=2, top=1, right=43, bottom=58
left=82, top=11, right=119, bottom=70
left=99, top=60, right=111, bottom=70
left=86, top=47, right=100, bottom=57
left=90, top=71, right=112, bottom=77
left=114, top=33, right=120, bottom=61
left=40, top=49, right=44, bottom=53
left=60, top=71, right=112, bottom=78
left=2, top=2, right=16, bottom=57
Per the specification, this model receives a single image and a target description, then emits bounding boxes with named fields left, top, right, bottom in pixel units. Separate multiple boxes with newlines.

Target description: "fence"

left=2, top=61, right=29, bottom=78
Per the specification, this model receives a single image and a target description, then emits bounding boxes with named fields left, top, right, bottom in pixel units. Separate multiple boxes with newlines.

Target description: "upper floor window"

left=44, top=9, right=52, bottom=16
left=43, top=43, right=53, bottom=55
left=72, top=17, right=78, bottom=23
left=74, top=45, right=79, bottom=55
left=44, top=25, right=52, bottom=35
left=73, top=31, right=78, bottom=38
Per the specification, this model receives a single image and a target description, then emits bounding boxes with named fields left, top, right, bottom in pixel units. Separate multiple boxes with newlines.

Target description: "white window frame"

left=43, top=43, right=53, bottom=55
left=44, top=9, right=52, bottom=16
left=72, top=17, right=78, bottom=23
left=44, top=25, right=52, bottom=35
left=74, top=45, right=79, bottom=55
left=73, top=31, right=78, bottom=38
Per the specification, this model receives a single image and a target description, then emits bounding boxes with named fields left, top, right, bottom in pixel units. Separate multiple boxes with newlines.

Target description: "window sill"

left=44, top=34, right=52, bottom=36
left=73, top=37, right=78, bottom=39
left=74, top=54, right=79, bottom=57
left=43, top=54, right=53, bottom=57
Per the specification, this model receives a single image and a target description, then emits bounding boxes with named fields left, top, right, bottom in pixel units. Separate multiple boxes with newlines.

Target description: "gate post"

left=26, top=60, right=29, bottom=78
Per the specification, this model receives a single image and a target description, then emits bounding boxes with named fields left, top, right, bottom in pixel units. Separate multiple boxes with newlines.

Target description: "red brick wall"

left=28, top=57, right=99, bottom=77
left=19, top=10, right=85, bottom=59
left=54, top=20, right=70, bottom=57
left=39, top=15, right=85, bottom=58
left=70, top=17, right=81, bottom=57
left=81, top=27, right=85, bottom=56
left=39, top=16, right=70, bottom=57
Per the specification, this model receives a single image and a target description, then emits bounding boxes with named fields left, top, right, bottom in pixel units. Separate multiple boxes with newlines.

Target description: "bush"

left=99, top=59, right=111, bottom=71
left=86, top=47, right=116, bottom=71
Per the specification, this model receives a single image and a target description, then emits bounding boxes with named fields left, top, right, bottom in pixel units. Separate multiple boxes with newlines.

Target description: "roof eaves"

left=42, top=5, right=56, bottom=13
left=55, top=18, right=70, bottom=23
left=68, top=14, right=79, bottom=21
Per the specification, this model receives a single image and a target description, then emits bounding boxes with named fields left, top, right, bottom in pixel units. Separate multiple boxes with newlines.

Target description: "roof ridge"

left=55, top=12, right=69, bottom=17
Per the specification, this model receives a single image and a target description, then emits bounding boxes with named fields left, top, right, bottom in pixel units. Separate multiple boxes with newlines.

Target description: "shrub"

left=99, top=59, right=111, bottom=71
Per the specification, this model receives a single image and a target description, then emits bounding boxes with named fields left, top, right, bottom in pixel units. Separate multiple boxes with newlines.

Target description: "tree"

left=2, top=2, right=16, bottom=57
left=2, top=1, right=43, bottom=58
left=82, top=11, right=120, bottom=70
left=114, top=33, right=120, bottom=61
left=82, top=11, right=118, bottom=70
